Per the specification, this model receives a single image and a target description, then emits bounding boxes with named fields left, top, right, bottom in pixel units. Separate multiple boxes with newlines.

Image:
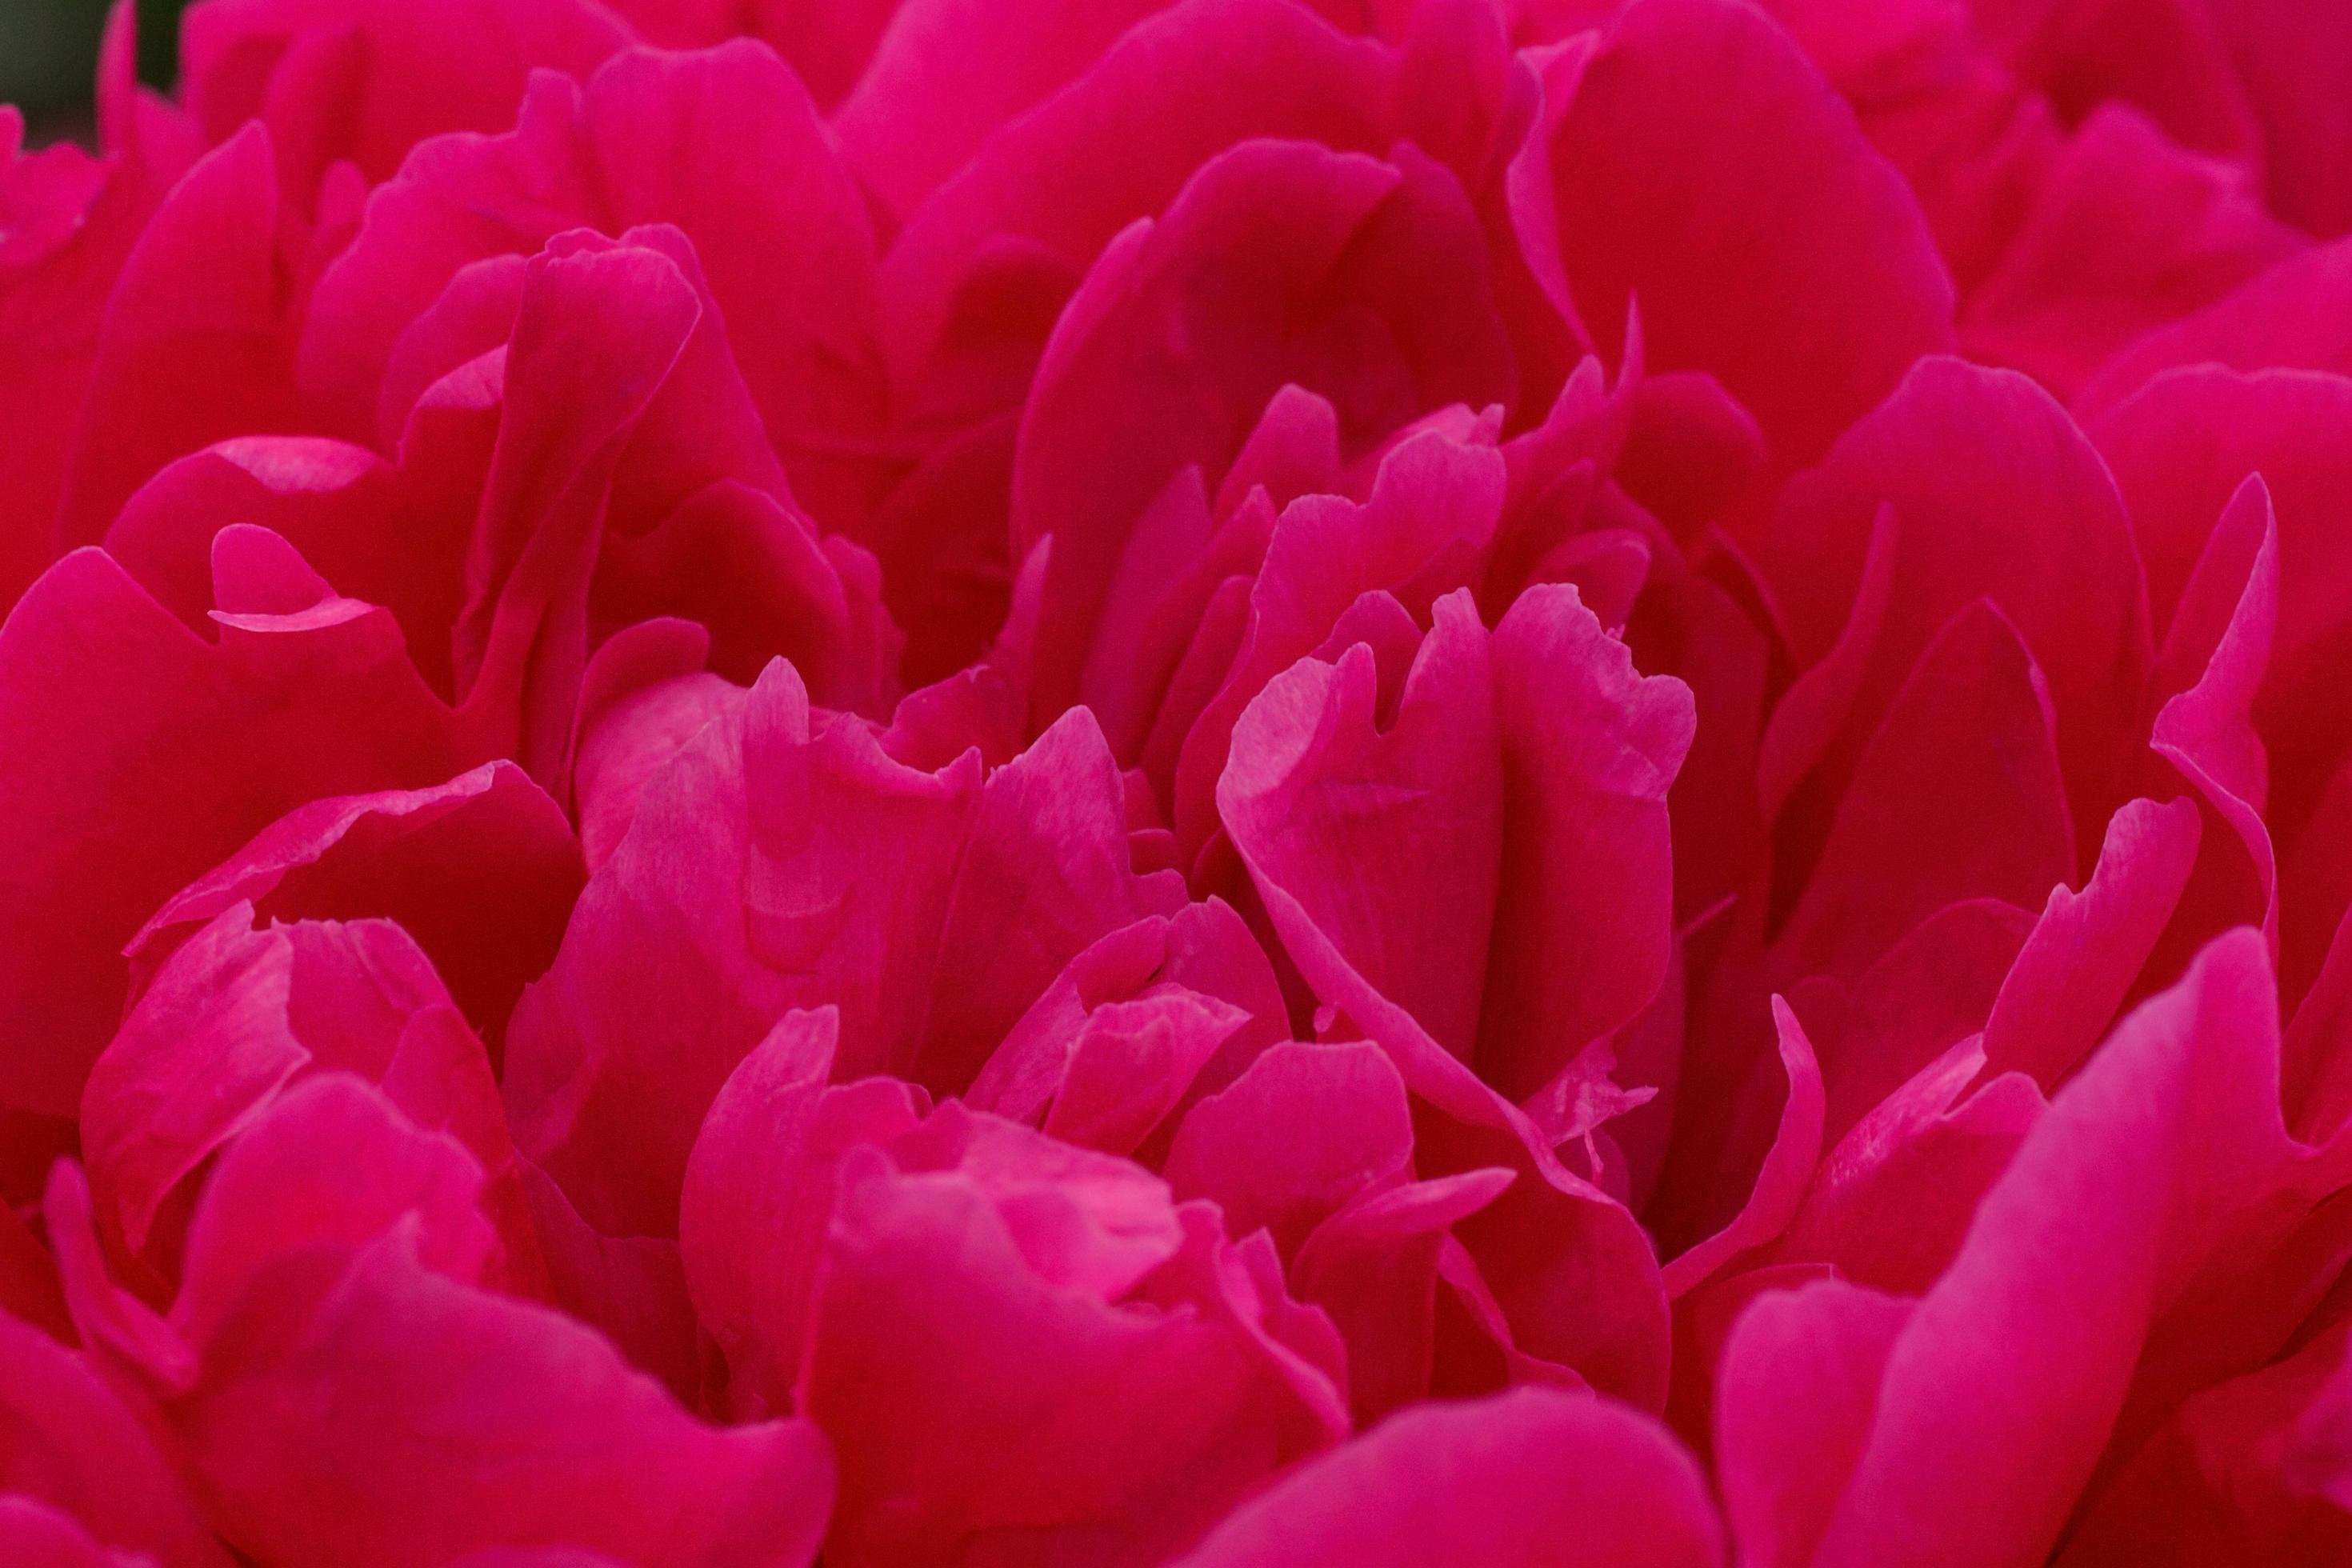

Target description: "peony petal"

left=833, top=0, right=1176, bottom=221
left=2150, top=474, right=2282, bottom=951
left=1166, top=430, right=1508, bottom=850
left=1522, top=0, right=1953, bottom=464
left=878, top=0, right=1397, bottom=406
left=1961, top=105, right=2298, bottom=395
left=1715, top=1275, right=1915, bottom=1568
left=1216, top=591, right=1503, bottom=1062
left=123, top=761, right=581, bottom=1044
left=2205, top=0, right=2352, bottom=238
left=511, top=660, right=1175, bottom=1236
left=1290, top=1168, right=1517, bottom=1421
left=2078, top=239, right=2352, bottom=412
left=1978, top=796, right=2203, bottom=1089
left=1164, top=1040, right=1413, bottom=1258
left=1762, top=358, right=2147, bottom=860
left=1479, top=578, right=1694, bottom=1097
left=174, top=1222, right=833, bottom=1567
left=1013, top=138, right=1513, bottom=719
left=2093, top=368, right=2352, bottom=845
left=166, top=1072, right=502, bottom=1345
left=181, top=0, right=630, bottom=183
left=678, top=1008, right=924, bottom=1419
left=0, top=546, right=472, bottom=1118
left=1776, top=1042, right=2046, bottom=1295
left=1176, top=1386, right=1724, bottom=1567
left=1773, top=600, right=2075, bottom=982
left=2058, top=1314, right=2352, bottom=1565
left=54, top=126, right=298, bottom=552
left=0, top=1310, right=227, bottom=1567
left=1661, top=998, right=1823, bottom=1296
left=1223, top=586, right=1673, bottom=1403
left=1722, top=928, right=2342, bottom=1566
left=800, top=1137, right=1342, bottom=1566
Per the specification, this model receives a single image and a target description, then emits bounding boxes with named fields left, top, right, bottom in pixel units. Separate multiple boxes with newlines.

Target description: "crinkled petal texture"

left=505, top=658, right=1183, bottom=1238
left=13, top=0, right=2352, bottom=1563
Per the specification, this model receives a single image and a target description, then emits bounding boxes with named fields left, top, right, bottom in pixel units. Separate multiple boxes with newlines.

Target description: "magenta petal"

left=1222, top=587, right=1674, bottom=1402
left=1038, top=987, right=1252, bottom=1157
left=166, top=1072, right=502, bottom=1345
left=82, top=908, right=523, bottom=1274
left=1013, top=138, right=1512, bottom=718
left=576, top=46, right=886, bottom=527
left=180, top=0, right=628, bottom=183
left=302, top=42, right=886, bottom=529
left=2203, top=1, right=2352, bottom=238
left=1775, top=600, right=2076, bottom=982
left=1662, top=998, right=1824, bottom=1297
left=1217, top=590, right=1503, bottom=1062
left=296, top=72, right=596, bottom=440
left=2059, top=1314, right=2352, bottom=1565
left=1722, top=927, right=2338, bottom=1566
left=1166, top=429, right=1508, bottom=851
left=0, top=1310, right=226, bottom=1567
left=1290, top=1168, right=1516, bottom=1421
left=1480, top=578, right=1694, bottom=1097
left=2078, top=240, right=2352, bottom=412
left=832, top=0, right=1176, bottom=220
left=911, top=705, right=1184, bottom=1090
left=104, top=437, right=463, bottom=689
left=1715, top=1276, right=1916, bottom=1568
left=2151, top=474, right=2282, bottom=949
left=0, top=1500, right=149, bottom=1568
left=678, top=1008, right=923, bottom=1419
left=1176, top=1386, right=1724, bottom=1567
left=570, top=628, right=740, bottom=872
left=1800, top=898, right=2034, bottom=1145
left=1978, top=796, right=2203, bottom=1089
left=1960, top=105, right=2298, bottom=395
left=503, top=662, right=835, bottom=1237
left=1165, top=1040, right=1413, bottom=1258
left=878, top=0, right=1396, bottom=398
left=799, top=1133, right=1343, bottom=1566
left=54, top=126, right=298, bottom=553
left=124, top=761, right=582, bottom=1043
left=510, top=659, right=1174, bottom=1236
left=0, top=546, right=471, bottom=1118
left=1777, top=1042, right=2046, bottom=1296
left=1526, top=0, right=1953, bottom=464
left=2093, top=367, right=2352, bottom=841
left=1763, top=358, right=2148, bottom=854
left=23, top=0, right=2352, bottom=1558
left=175, top=1224, right=834, bottom=1568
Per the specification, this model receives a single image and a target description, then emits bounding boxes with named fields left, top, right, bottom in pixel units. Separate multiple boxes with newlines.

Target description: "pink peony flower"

left=6, top=0, right=2352, bottom=1562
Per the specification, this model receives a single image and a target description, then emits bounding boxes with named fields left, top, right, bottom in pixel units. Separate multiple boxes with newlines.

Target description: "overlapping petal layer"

left=6, top=0, right=2352, bottom=1562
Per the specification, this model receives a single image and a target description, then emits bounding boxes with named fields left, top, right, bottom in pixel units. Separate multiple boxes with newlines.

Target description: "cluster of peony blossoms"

left=10, top=0, right=2352, bottom=1563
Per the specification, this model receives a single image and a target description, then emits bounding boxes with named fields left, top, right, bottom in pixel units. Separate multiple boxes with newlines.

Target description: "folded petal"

left=800, top=1122, right=1344, bottom=1566
left=123, top=762, right=581, bottom=1044
left=0, top=545, right=472, bottom=1118
left=510, top=660, right=1176, bottom=1236
left=1720, top=927, right=2342, bottom=1566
